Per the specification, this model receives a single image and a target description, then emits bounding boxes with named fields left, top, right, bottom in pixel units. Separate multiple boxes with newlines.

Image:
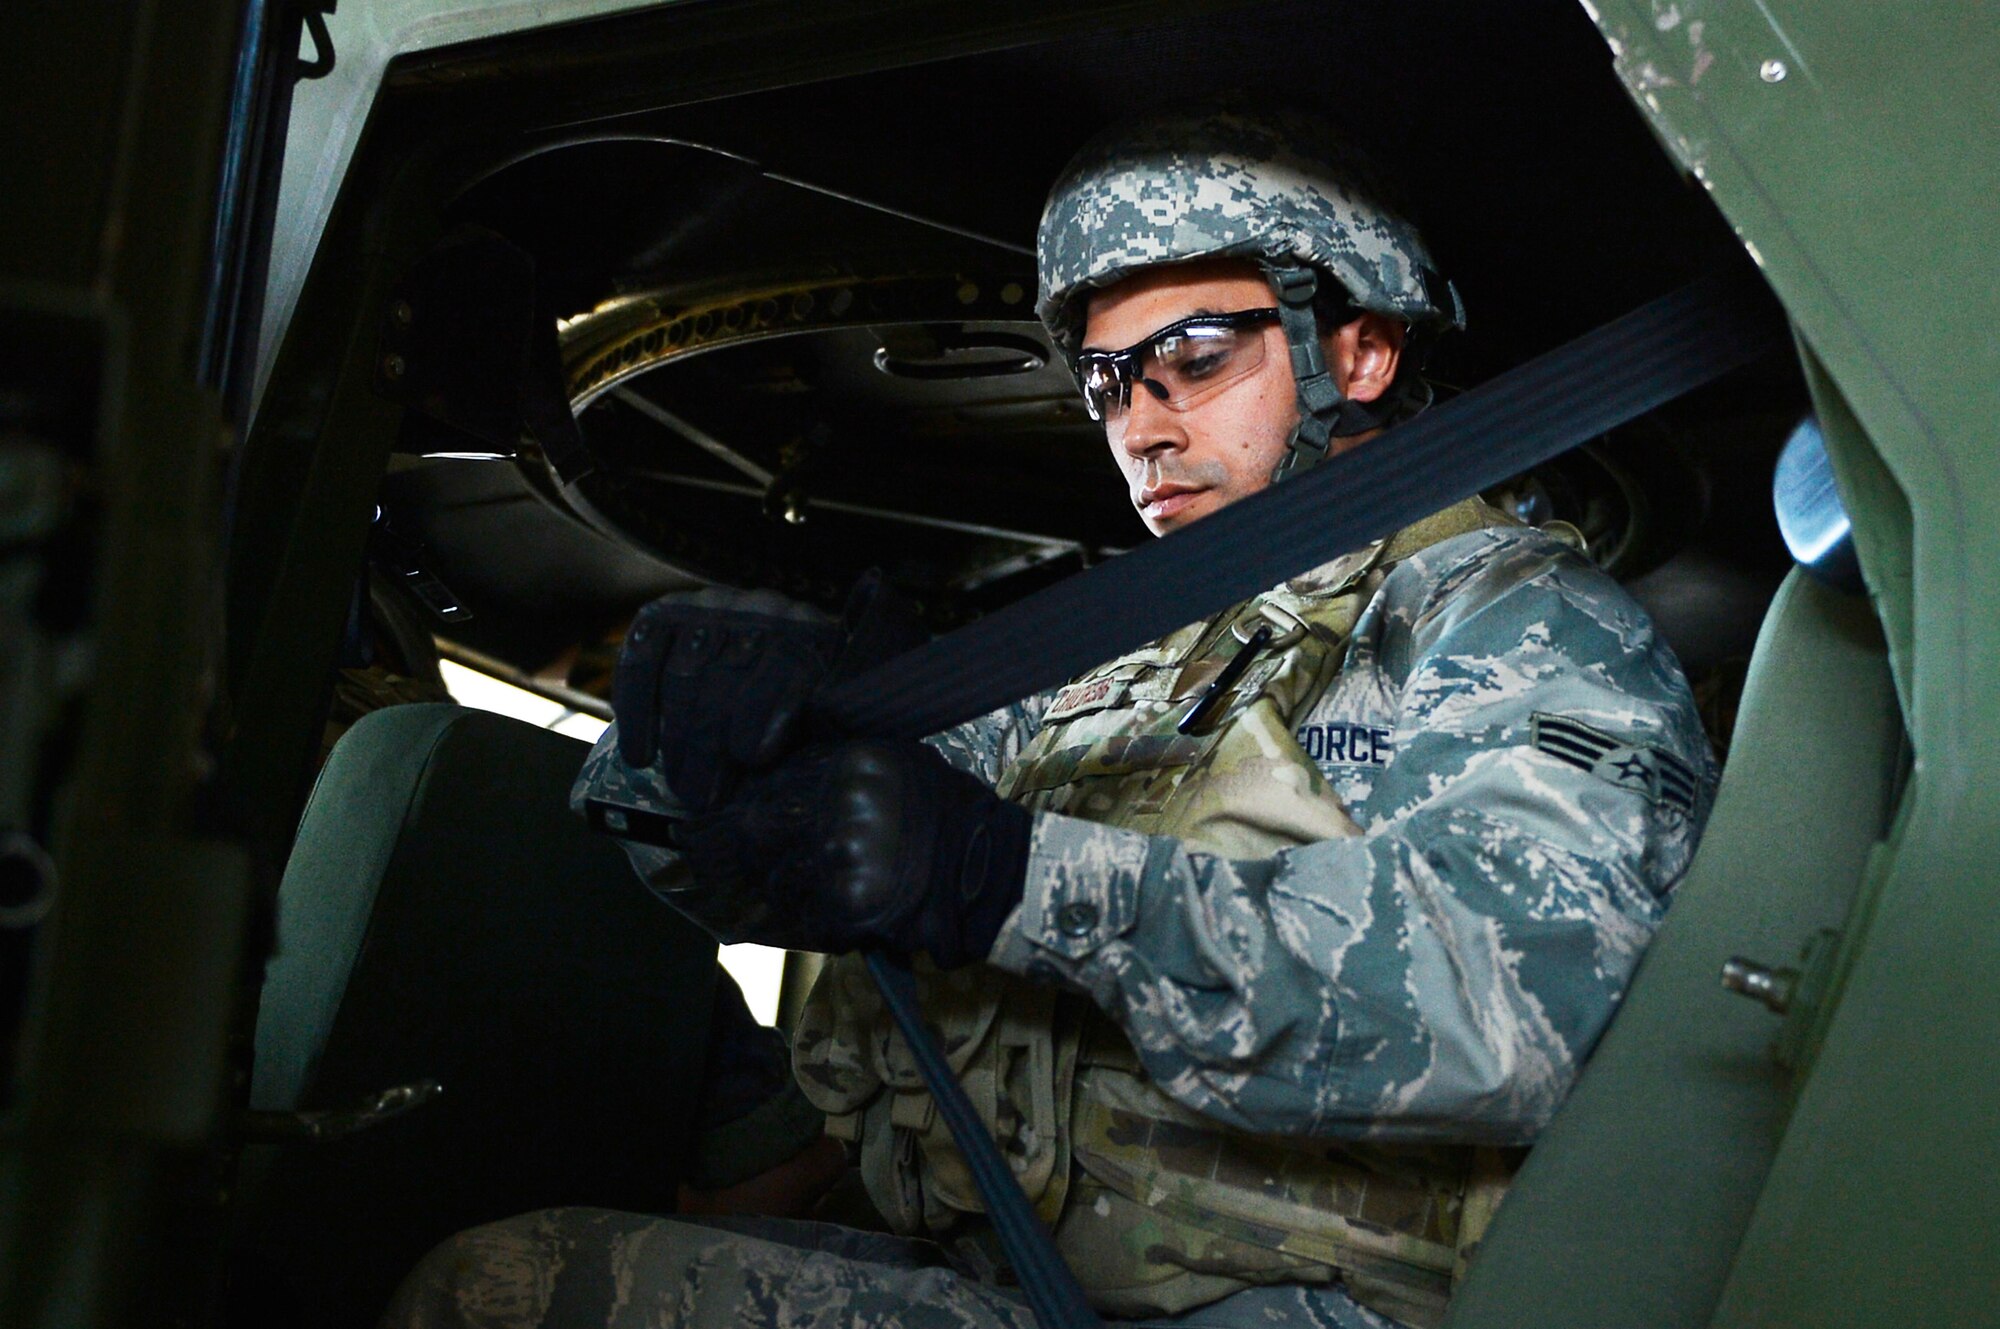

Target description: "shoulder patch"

left=1530, top=712, right=1697, bottom=815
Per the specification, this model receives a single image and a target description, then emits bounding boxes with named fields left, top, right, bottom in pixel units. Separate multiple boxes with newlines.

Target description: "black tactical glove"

left=668, top=740, right=1033, bottom=968
left=611, top=573, right=924, bottom=813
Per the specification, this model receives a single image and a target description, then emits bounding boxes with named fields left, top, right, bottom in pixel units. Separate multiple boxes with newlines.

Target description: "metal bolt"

left=0, top=832, right=56, bottom=929
left=391, top=299, right=415, bottom=327
left=381, top=353, right=406, bottom=381
left=1056, top=901, right=1100, bottom=937
left=1759, top=59, right=1788, bottom=83
left=1721, top=956, right=1798, bottom=1013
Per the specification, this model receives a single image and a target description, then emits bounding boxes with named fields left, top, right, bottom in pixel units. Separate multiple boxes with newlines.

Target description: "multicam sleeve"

left=985, top=530, right=1718, bottom=1145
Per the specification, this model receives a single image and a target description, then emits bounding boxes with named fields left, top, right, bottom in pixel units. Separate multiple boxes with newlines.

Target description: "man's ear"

left=1327, top=313, right=1406, bottom=403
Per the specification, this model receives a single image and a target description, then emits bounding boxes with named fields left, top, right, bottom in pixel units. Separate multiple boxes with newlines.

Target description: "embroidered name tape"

left=1296, top=722, right=1394, bottom=767
left=1046, top=676, right=1123, bottom=721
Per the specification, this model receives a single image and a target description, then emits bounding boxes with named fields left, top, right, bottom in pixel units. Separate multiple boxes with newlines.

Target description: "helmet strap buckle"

left=1265, top=263, right=1415, bottom=485
left=1266, top=264, right=1345, bottom=483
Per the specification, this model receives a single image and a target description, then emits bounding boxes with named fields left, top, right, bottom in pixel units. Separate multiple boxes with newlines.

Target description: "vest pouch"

left=1068, top=1066, right=1464, bottom=1328
left=797, top=956, right=1082, bottom=1231
left=893, top=972, right=1080, bottom=1229
left=793, top=951, right=901, bottom=1117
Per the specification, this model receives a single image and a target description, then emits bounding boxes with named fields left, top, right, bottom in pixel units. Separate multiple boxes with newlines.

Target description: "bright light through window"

left=439, top=657, right=789, bottom=1026
left=716, top=943, right=786, bottom=1025
left=438, top=660, right=610, bottom=743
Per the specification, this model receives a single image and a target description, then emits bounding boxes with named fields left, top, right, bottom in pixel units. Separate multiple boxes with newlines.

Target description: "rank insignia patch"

left=1530, top=712, right=1697, bottom=814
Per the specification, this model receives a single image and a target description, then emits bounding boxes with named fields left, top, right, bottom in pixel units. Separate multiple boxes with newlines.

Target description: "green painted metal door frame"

left=1582, top=5, right=2000, bottom=1324
left=0, top=2, right=250, bottom=1326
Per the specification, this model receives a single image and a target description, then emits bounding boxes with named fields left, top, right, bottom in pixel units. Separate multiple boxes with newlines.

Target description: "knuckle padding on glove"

left=610, top=588, right=842, bottom=811
left=612, top=607, right=674, bottom=769
left=728, top=642, right=818, bottom=768
left=668, top=739, right=1030, bottom=966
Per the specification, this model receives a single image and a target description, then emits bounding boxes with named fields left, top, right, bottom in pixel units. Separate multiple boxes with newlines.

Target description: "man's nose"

left=1117, top=380, right=1184, bottom=460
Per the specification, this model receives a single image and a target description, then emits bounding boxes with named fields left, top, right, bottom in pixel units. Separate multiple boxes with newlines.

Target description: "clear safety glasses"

left=1073, top=307, right=1280, bottom=424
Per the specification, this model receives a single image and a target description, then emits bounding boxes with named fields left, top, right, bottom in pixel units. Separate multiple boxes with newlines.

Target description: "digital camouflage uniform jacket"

left=573, top=520, right=1715, bottom=1310
left=938, top=523, right=1714, bottom=1143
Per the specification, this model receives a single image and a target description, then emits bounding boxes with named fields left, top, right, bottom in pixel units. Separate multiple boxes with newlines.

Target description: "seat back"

left=1445, top=571, right=1903, bottom=1328
left=237, top=704, right=718, bottom=1327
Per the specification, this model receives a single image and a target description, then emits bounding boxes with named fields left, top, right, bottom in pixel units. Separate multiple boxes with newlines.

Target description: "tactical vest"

left=794, top=500, right=1518, bottom=1326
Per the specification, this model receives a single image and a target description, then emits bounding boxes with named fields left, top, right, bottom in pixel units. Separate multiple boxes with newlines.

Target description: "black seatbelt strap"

left=819, top=274, right=1783, bottom=738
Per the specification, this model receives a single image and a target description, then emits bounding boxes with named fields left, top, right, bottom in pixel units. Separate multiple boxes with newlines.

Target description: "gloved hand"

left=611, top=573, right=924, bottom=813
left=665, top=740, right=1033, bottom=968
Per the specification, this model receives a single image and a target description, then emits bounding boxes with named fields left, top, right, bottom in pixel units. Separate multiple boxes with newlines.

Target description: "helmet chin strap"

left=1264, top=263, right=1401, bottom=483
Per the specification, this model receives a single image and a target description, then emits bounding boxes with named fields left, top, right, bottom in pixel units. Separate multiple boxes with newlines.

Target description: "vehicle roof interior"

left=342, top=0, right=1803, bottom=720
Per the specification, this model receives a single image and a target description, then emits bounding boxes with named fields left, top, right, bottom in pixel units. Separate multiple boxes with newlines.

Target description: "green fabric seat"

left=240, top=704, right=719, bottom=1328
left=1445, top=571, right=1902, bottom=1327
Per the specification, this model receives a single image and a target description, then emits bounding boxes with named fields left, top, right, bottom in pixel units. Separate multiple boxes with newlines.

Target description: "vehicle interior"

left=11, top=0, right=1990, bottom=1326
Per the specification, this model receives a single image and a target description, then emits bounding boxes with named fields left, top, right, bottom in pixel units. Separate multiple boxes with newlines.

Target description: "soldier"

left=384, top=106, right=1715, bottom=1329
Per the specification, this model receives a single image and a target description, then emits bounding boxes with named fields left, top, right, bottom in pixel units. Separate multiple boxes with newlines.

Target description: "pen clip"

left=1176, top=623, right=1275, bottom=735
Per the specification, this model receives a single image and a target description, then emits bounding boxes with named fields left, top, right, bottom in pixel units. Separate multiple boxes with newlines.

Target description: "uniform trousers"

left=381, top=1209, right=1400, bottom=1329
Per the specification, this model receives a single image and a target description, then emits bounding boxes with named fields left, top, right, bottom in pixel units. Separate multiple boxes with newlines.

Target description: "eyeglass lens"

left=1081, top=320, right=1270, bottom=423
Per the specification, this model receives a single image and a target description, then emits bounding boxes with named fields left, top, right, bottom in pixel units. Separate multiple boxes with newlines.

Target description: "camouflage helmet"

left=1036, top=107, right=1464, bottom=478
